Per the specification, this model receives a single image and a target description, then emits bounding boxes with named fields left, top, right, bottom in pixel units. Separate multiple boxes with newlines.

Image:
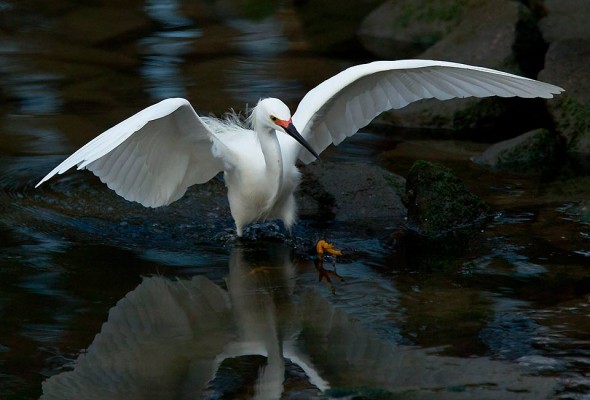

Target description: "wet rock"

left=357, top=0, right=470, bottom=59
left=539, top=40, right=590, bottom=154
left=473, top=128, right=563, bottom=173
left=390, top=0, right=548, bottom=133
left=297, top=161, right=406, bottom=229
left=404, top=160, right=490, bottom=237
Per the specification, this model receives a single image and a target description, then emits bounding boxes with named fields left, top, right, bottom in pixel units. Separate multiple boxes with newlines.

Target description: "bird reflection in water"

left=41, top=242, right=330, bottom=399
left=41, top=242, right=559, bottom=399
left=214, top=241, right=329, bottom=398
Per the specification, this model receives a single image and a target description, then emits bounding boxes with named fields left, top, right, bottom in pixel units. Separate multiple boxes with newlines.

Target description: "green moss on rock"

left=404, top=160, right=491, bottom=237
left=558, top=96, right=590, bottom=152
left=495, top=129, right=561, bottom=170
left=473, top=128, right=564, bottom=173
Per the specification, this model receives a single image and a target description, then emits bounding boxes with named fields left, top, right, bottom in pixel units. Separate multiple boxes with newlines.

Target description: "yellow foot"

left=315, top=240, right=344, bottom=294
left=316, top=240, right=343, bottom=259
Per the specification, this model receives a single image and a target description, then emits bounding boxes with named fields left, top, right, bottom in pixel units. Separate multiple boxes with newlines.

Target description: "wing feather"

left=393, top=73, right=424, bottom=105
left=425, top=70, right=479, bottom=97
left=290, top=60, right=564, bottom=164
left=37, top=98, right=233, bottom=208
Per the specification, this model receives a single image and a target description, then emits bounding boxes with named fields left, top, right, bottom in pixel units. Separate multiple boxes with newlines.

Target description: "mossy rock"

left=473, top=128, right=564, bottom=173
left=404, top=160, right=490, bottom=237
left=555, top=96, right=590, bottom=152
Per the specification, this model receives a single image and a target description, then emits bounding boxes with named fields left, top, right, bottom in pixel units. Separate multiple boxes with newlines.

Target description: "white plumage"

left=37, top=60, right=563, bottom=236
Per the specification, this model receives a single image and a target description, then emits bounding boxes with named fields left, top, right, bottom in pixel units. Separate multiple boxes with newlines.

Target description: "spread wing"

left=37, top=98, right=234, bottom=207
left=286, top=59, right=564, bottom=164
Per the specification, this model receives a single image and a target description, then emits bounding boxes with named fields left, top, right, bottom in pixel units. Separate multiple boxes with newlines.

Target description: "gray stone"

left=539, top=0, right=590, bottom=43
left=297, top=161, right=406, bottom=228
left=473, top=128, right=563, bottom=172
left=358, top=0, right=471, bottom=59
left=390, top=0, right=546, bottom=131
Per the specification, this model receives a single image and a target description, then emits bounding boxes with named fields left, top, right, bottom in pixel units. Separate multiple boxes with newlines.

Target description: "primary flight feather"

left=37, top=60, right=563, bottom=236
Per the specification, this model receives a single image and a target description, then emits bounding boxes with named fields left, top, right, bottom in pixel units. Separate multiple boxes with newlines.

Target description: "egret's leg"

left=278, top=195, right=297, bottom=234
left=229, top=201, right=245, bottom=237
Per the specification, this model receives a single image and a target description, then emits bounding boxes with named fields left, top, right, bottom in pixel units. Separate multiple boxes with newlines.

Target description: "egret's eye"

left=270, top=115, right=277, bottom=122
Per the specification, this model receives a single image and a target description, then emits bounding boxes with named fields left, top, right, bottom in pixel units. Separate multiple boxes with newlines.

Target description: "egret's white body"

left=37, top=60, right=563, bottom=236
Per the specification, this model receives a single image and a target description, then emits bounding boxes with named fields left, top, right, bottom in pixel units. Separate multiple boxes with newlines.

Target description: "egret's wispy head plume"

left=209, top=108, right=249, bottom=129
left=222, top=108, right=244, bottom=126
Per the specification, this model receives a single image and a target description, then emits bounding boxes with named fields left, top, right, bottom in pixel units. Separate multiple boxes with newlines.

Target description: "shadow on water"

left=38, top=241, right=558, bottom=399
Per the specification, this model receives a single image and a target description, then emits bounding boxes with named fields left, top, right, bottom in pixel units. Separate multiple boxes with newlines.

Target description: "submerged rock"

left=473, top=128, right=563, bottom=173
left=404, top=160, right=490, bottom=237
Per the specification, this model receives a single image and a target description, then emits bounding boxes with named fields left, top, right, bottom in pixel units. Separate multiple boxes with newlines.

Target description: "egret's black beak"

left=283, top=121, right=319, bottom=159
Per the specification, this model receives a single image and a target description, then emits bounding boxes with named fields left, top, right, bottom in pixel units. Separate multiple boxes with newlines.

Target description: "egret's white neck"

left=257, top=126, right=284, bottom=206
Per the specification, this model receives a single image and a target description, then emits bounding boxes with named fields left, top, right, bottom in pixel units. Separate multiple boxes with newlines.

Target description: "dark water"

left=1, top=1, right=590, bottom=399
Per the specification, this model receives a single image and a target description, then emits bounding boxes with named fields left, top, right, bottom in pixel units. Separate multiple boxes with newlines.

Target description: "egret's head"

left=251, top=98, right=319, bottom=159
left=250, top=98, right=291, bottom=131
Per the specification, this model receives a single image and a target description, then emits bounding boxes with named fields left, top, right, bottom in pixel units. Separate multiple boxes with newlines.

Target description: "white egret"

left=36, top=60, right=563, bottom=236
